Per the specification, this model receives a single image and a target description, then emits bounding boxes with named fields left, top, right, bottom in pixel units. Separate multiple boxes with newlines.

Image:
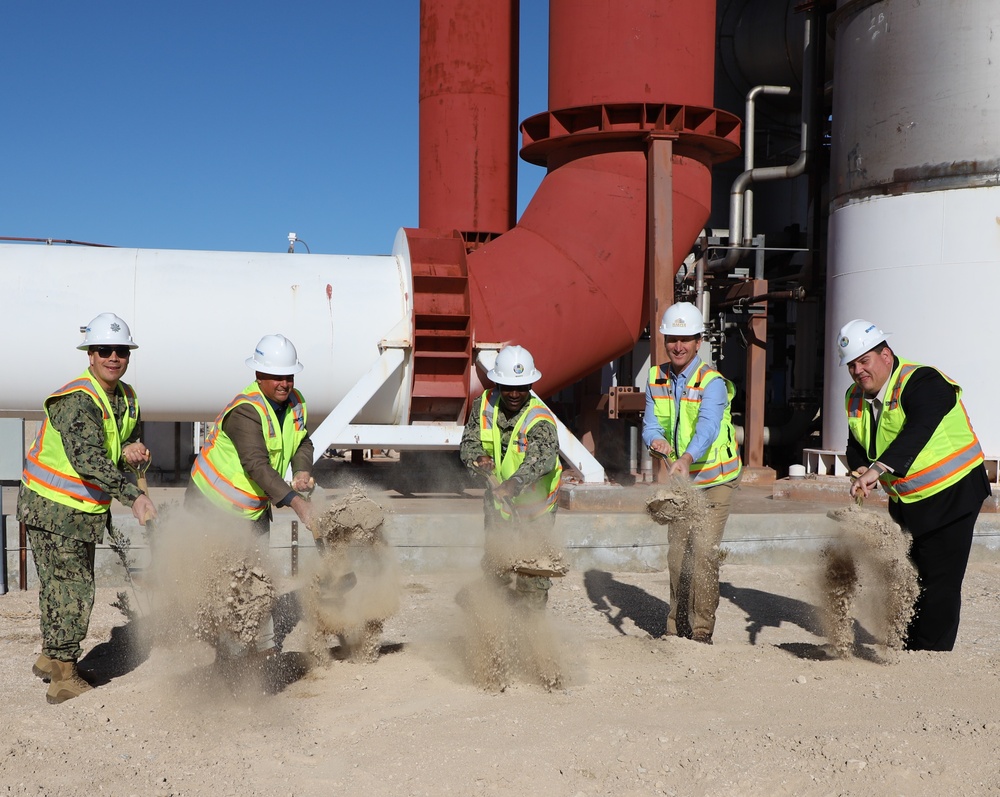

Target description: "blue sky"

left=1, top=2, right=549, bottom=256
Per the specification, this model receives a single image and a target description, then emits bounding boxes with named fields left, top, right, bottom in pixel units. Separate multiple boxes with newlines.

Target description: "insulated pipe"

left=0, top=243, right=414, bottom=424
left=713, top=6, right=816, bottom=272
left=418, top=0, right=518, bottom=239
left=743, top=85, right=793, bottom=238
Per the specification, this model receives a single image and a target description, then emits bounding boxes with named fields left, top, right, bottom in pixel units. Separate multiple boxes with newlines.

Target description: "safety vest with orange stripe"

left=189, top=383, right=308, bottom=520
left=21, top=371, right=139, bottom=513
left=845, top=359, right=984, bottom=503
left=647, top=361, right=742, bottom=487
left=478, top=390, right=562, bottom=520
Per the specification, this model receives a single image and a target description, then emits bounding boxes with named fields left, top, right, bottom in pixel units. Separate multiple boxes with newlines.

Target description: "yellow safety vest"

left=190, top=383, right=308, bottom=519
left=647, top=361, right=742, bottom=487
left=21, top=371, right=139, bottom=513
left=845, top=359, right=983, bottom=503
left=477, top=389, right=562, bottom=520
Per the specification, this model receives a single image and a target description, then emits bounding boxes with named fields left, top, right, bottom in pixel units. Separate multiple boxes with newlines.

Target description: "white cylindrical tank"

left=0, top=231, right=414, bottom=424
left=824, top=0, right=1000, bottom=457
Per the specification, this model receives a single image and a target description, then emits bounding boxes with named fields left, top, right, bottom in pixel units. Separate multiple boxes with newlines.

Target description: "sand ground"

left=3, top=555, right=1000, bottom=797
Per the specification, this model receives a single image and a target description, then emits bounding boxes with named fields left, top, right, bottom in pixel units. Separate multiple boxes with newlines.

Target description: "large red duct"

left=410, top=0, right=739, bottom=412
left=418, top=0, right=518, bottom=240
left=466, top=0, right=738, bottom=396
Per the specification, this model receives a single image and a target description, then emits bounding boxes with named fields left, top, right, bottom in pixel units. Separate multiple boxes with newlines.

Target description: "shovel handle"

left=474, top=466, right=521, bottom=521
left=126, top=454, right=152, bottom=495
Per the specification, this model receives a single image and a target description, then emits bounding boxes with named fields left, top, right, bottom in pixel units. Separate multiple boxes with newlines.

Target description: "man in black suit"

left=838, top=319, right=991, bottom=651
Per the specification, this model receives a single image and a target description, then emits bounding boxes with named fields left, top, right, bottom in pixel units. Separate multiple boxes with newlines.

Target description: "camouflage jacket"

left=459, top=392, right=560, bottom=495
left=17, top=388, right=144, bottom=543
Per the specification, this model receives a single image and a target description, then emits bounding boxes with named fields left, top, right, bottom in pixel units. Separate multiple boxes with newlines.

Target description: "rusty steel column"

left=468, top=0, right=740, bottom=398
left=19, top=520, right=27, bottom=590
left=647, top=135, right=677, bottom=370
left=419, top=0, right=518, bottom=242
left=648, top=134, right=676, bottom=484
left=724, top=279, right=769, bottom=473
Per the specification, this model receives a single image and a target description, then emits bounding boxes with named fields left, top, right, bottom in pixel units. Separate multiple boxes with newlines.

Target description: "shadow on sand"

left=583, top=569, right=669, bottom=638
left=719, top=581, right=879, bottom=660
left=79, top=620, right=151, bottom=685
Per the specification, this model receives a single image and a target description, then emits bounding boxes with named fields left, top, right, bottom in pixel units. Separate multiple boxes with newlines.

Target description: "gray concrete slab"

left=5, top=478, right=999, bottom=590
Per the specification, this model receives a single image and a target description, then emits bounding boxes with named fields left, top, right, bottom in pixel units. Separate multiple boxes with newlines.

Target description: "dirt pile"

left=820, top=505, right=919, bottom=659
left=305, top=486, right=401, bottom=662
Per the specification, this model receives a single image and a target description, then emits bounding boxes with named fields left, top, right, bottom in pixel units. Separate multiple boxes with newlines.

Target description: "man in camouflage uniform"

left=18, top=313, right=156, bottom=704
left=460, top=345, right=563, bottom=609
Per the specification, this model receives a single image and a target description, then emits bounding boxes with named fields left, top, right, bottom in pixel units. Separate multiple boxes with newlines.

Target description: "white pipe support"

left=551, top=413, right=607, bottom=485
left=309, top=347, right=407, bottom=460
left=331, top=423, right=465, bottom=450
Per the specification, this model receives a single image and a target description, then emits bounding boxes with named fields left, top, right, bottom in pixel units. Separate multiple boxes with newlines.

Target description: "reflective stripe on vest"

left=21, top=372, right=138, bottom=512
left=845, top=360, right=984, bottom=502
left=190, top=384, right=308, bottom=519
left=478, top=390, right=562, bottom=520
left=648, top=361, right=742, bottom=487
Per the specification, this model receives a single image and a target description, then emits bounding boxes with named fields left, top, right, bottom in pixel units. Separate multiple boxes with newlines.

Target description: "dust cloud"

left=304, top=485, right=402, bottom=663
left=136, top=508, right=279, bottom=658
left=457, top=577, right=568, bottom=692
left=819, top=505, right=919, bottom=660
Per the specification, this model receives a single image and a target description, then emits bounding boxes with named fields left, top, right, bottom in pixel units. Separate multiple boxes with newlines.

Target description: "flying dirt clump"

left=193, top=551, right=276, bottom=651
left=305, top=486, right=401, bottom=663
left=820, top=505, right=919, bottom=660
left=645, top=475, right=710, bottom=528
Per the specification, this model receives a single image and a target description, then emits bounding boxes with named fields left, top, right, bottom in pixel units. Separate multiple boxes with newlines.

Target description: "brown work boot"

left=32, top=654, right=57, bottom=682
left=45, top=660, right=94, bottom=704
left=34, top=654, right=95, bottom=685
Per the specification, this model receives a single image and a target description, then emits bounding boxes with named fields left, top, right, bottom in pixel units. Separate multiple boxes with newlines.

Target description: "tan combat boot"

left=45, top=660, right=93, bottom=704
left=32, top=654, right=57, bottom=682
left=34, top=654, right=93, bottom=685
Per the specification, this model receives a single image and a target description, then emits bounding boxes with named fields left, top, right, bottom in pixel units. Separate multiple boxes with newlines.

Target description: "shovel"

left=126, top=455, right=157, bottom=533
left=474, top=466, right=521, bottom=522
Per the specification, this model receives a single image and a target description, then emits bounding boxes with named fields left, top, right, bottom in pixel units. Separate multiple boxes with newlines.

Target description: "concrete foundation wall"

left=6, top=507, right=1000, bottom=592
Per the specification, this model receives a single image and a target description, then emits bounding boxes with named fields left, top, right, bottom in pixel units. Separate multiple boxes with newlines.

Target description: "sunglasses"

left=91, top=346, right=132, bottom=358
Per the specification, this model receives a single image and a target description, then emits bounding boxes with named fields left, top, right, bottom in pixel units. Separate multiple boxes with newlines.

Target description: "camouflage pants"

left=482, top=507, right=556, bottom=609
left=27, top=526, right=97, bottom=662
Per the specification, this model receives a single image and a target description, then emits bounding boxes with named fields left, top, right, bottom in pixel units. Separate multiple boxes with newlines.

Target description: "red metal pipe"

left=468, top=143, right=715, bottom=396
left=466, top=0, right=732, bottom=397
left=548, top=0, right=716, bottom=109
left=419, top=0, right=518, bottom=239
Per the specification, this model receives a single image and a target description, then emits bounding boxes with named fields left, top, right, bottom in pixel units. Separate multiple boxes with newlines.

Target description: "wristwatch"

left=868, top=462, right=886, bottom=477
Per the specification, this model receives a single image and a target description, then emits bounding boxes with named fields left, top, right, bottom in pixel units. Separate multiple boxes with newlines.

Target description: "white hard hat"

left=487, top=344, right=542, bottom=387
left=659, top=302, right=705, bottom=336
left=246, top=334, right=303, bottom=375
left=77, top=312, right=138, bottom=350
left=837, top=319, right=890, bottom=365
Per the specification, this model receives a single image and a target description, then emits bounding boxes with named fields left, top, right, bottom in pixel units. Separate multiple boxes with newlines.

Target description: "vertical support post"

left=647, top=134, right=677, bottom=483
left=647, top=134, right=677, bottom=369
left=725, top=278, right=770, bottom=472
left=291, top=521, right=299, bottom=577
left=1, top=501, right=6, bottom=595
left=19, top=521, right=28, bottom=591
left=745, top=280, right=768, bottom=470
